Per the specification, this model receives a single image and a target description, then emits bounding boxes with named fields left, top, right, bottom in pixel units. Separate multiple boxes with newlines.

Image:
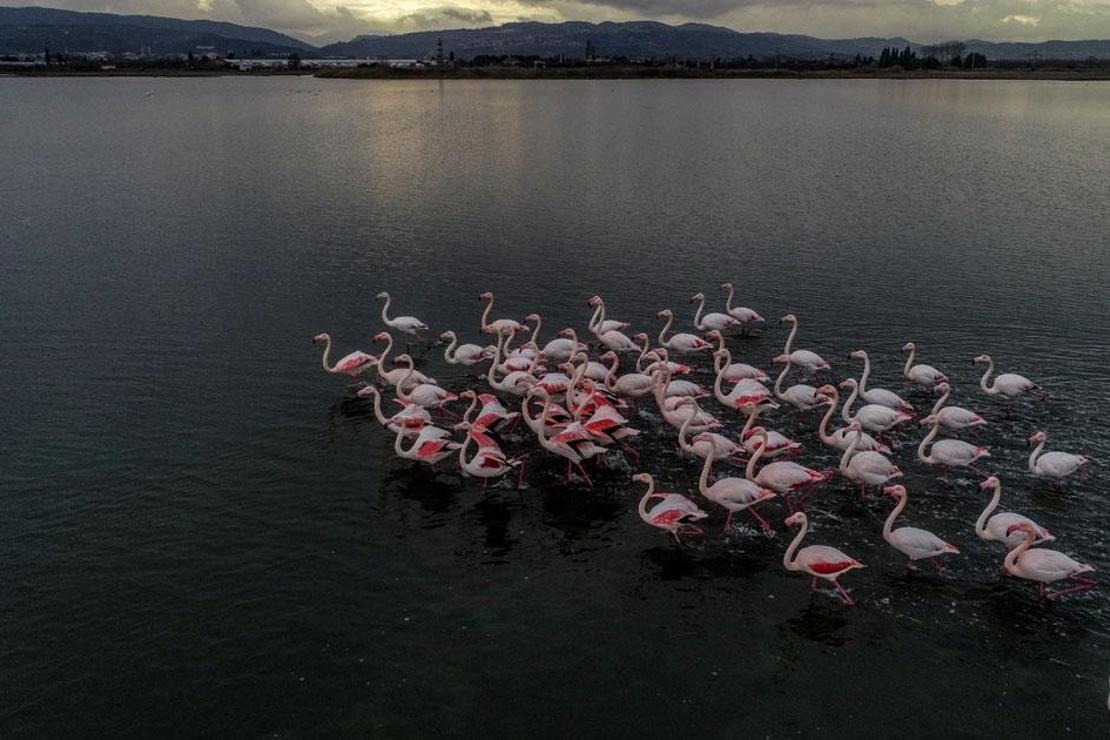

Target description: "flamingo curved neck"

left=442, top=332, right=459, bottom=362
left=841, top=382, right=860, bottom=423
left=818, top=393, right=838, bottom=444
left=380, top=294, right=392, bottom=324
left=783, top=319, right=798, bottom=356
left=774, top=358, right=792, bottom=397
left=746, top=430, right=768, bottom=481
left=930, top=386, right=950, bottom=417
left=319, top=336, right=334, bottom=372
left=395, top=357, right=415, bottom=400
left=461, top=395, right=478, bottom=425
left=588, top=303, right=603, bottom=333
left=979, top=358, right=997, bottom=394
left=698, top=450, right=714, bottom=494
left=568, top=361, right=590, bottom=420
left=637, top=478, right=656, bottom=520
left=715, top=363, right=728, bottom=403
left=487, top=332, right=506, bottom=383
left=724, top=284, right=736, bottom=313
left=783, top=515, right=808, bottom=572
left=903, top=345, right=916, bottom=377
left=658, top=313, right=674, bottom=347
left=693, top=296, right=706, bottom=329
left=603, top=354, right=619, bottom=389
left=365, top=387, right=388, bottom=426
left=839, top=427, right=862, bottom=473
left=975, top=483, right=1002, bottom=538
left=635, top=336, right=650, bottom=370
left=458, top=432, right=474, bottom=468
left=527, top=316, right=542, bottom=344
left=393, top=427, right=413, bottom=457
left=883, top=494, right=906, bottom=539
left=480, top=295, right=494, bottom=329
left=1028, top=439, right=1046, bottom=472
left=857, top=353, right=872, bottom=393
left=741, top=405, right=761, bottom=439
left=917, top=423, right=940, bottom=464
left=376, top=335, right=394, bottom=378
left=1004, top=528, right=1035, bottom=576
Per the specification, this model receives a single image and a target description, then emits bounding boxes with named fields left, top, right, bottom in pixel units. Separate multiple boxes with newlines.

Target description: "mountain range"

left=4, top=6, right=1110, bottom=61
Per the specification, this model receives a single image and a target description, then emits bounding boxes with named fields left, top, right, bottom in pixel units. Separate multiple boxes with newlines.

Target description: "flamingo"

left=458, top=389, right=519, bottom=431
left=540, top=325, right=586, bottom=364
left=648, top=357, right=710, bottom=399
left=902, top=342, right=947, bottom=389
left=376, top=292, right=428, bottom=338
left=705, top=330, right=769, bottom=382
left=719, top=282, right=764, bottom=331
left=975, top=476, right=1054, bottom=547
left=372, top=332, right=436, bottom=389
left=657, top=309, right=712, bottom=354
left=929, top=383, right=987, bottom=431
left=597, top=327, right=640, bottom=353
left=815, top=385, right=891, bottom=455
left=651, top=365, right=721, bottom=434
left=486, top=330, right=538, bottom=397
left=1027, top=431, right=1088, bottom=483
left=918, top=415, right=990, bottom=480
left=746, top=427, right=830, bottom=511
left=600, top=351, right=654, bottom=401
left=528, top=387, right=604, bottom=486
left=1004, top=523, right=1095, bottom=600
left=677, top=401, right=744, bottom=462
left=783, top=512, right=865, bottom=606
left=455, top=423, right=522, bottom=487
left=356, top=384, right=430, bottom=435
left=690, top=292, right=740, bottom=332
left=393, top=354, right=458, bottom=410
left=713, top=350, right=773, bottom=409
left=393, top=424, right=458, bottom=467
left=738, top=401, right=800, bottom=459
left=975, top=354, right=1042, bottom=402
left=840, top=378, right=914, bottom=436
left=696, top=448, right=776, bottom=534
left=772, top=354, right=824, bottom=412
left=635, top=473, right=708, bottom=543
left=570, top=351, right=611, bottom=384
left=882, top=485, right=959, bottom=571
left=779, top=314, right=829, bottom=373
left=587, top=295, right=630, bottom=337
left=647, top=347, right=693, bottom=377
left=439, top=331, right=491, bottom=366
left=479, top=292, right=525, bottom=337
left=849, top=350, right=912, bottom=410
left=312, top=333, right=377, bottom=380
left=839, top=423, right=902, bottom=497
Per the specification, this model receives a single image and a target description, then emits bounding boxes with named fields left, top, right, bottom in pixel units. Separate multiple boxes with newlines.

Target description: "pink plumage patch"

left=810, top=561, right=855, bottom=575
left=652, top=509, right=687, bottom=526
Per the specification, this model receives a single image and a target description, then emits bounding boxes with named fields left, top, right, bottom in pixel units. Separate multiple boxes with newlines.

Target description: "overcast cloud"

left=5, top=0, right=1110, bottom=44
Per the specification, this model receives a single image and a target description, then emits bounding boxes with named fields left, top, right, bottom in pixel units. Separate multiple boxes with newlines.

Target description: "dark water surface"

left=2, top=77, right=1109, bottom=736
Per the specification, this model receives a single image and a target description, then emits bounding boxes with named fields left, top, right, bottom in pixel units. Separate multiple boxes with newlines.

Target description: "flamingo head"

left=587, top=295, right=601, bottom=307
left=979, top=475, right=1000, bottom=490
left=571, top=351, right=589, bottom=363
left=437, top=331, right=454, bottom=341
left=689, top=292, right=705, bottom=302
left=771, top=353, right=789, bottom=365
left=882, top=484, right=907, bottom=498
left=395, top=353, right=412, bottom=363
left=525, top=313, right=541, bottom=323
left=634, top=332, right=649, bottom=341
left=901, top=342, right=915, bottom=352
left=479, top=291, right=493, bottom=300
left=779, top=314, right=796, bottom=326
left=355, top=385, right=378, bottom=398
left=849, top=349, right=866, bottom=359
left=719, top=282, right=733, bottom=290
left=312, top=333, right=329, bottom=343
left=373, top=331, right=389, bottom=342
left=973, top=353, right=991, bottom=364
left=784, top=512, right=805, bottom=527
left=839, top=378, right=858, bottom=390
left=1007, top=522, right=1035, bottom=537
left=846, top=419, right=862, bottom=431
left=452, top=421, right=472, bottom=432
left=933, top=382, right=950, bottom=395
left=1027, top=431, right=1047, bottom=445
left=557, top=328, right=574, bottom=338
left=375, top=291, right=389, bottom=300
left=705, top=330, right=721, bottom=340
left=657, top=309, right=673, bottom=319
left=817, top=383, right=838, bottom=396
left=712, top=349, right=728, bottom=360
left=459, top=390, right=477, bottom=399
left=632, top=472, right=652, bottom=484
left=919, top=414, right=938, bottom=426
left=600, top=351, right=617, bottom=361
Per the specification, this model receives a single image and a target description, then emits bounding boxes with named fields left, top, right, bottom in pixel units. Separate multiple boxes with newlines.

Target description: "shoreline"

left=5, top=66, right=1110, bottom=81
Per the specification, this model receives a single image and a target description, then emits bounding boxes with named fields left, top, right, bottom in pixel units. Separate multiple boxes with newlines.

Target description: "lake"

left=2, top=76, right=1109, bottom=736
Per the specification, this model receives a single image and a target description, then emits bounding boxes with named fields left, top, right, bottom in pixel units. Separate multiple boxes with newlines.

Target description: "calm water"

left=2, top=77, right=1109, bottom=736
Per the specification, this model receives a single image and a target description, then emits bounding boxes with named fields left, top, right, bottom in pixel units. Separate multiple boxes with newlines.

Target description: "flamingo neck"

left=442, top=332, right=458, bottom=363
left=658, top=313, right=673, bottom=347
left=903, top=345, right=916, bottom=377
left=637, top=478, right=655, bottom=521
left=652, top=366, right=670, bottom=408
left=724, top=284, right=736, bottom=313
left=393, top=426, right=412, bottom=457
left=783, top=319, right=798, bottom=356
left=380, top=294, right=392, bottom=324
left=979, top=358, right=997, bottom=394
left=678, top=413, right=694, bottom=451
left=1003, top=527, right=1036, bottom=576
left=603, top=354, right=619, bottom=389
left=698, top=449, right=713, bottom=495
left=883, top=494, right=907, bottom=540
left=319, top=336, right=334, bottom=372
left=930, top=386, right=950, bottom=416
left=528, top=316, right=542, bottom=344
left=773, top=358, right=791, bottom=396
left=461, top=395, right=478, bottom=425
left=693, top=296, right=706, bottom=329
left=395, top=357, right=415, bottom=400
left=458, top=432, right=474, bottom=468
left=487, top=332, right=506, bottom=383
left=588, top=303, right=603, bottom=333
left=366, top=388, right=388, bottom=427
left=746, top=431, right=768, bottom=481
left=1028, top=438, right=1046, bottom=472
left=480, top=295, right=494, bottom=330
left=857, top=353, right=871, bottom=393
left=839, top=427, right=862, bottom=473
left=917, top=423, right=939, bottom=464
left=818, top=393, right=838, bottom=443
left=376, top=335, right=393, bottom=379
left=783, top=515, right=808, bottom=572
left=714, top=362, right=728, bottom=404
left=841, top=382, right=859, bottom=423
left=975, top=482, right=1002, bottom=538
left=741, top=405, right=760, bottom=439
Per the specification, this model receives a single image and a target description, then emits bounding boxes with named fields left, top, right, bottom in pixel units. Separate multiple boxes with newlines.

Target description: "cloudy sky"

left=7, top=0, right=1110, bottom=44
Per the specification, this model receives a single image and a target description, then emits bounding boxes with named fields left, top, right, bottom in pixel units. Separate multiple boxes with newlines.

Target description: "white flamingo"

left=975, top=354, right=1042, bottom=401
left=918, top=415, right=990, bottom=480
left=600, top=351, right=654, bottom=401
left=651, top=365, right=721, bottom=434
left=975, top=476, right=1054, bottom=547
left=312, top=333, right=377, bottom=379
left=479, top=291, right=525, bottom=336
left=929, top=383, right=986, bottom=431
left=739, top=401, right=800, bottom=459
left=676, top=401, right=744, bottom=462
left=882, top=485, right=959, bottom=571
left=1004, top=523, right=1095, bottom=600
left=372, top=332, right=435, bottom=389
left=439, top=330, right=491, bottom=366
left=849, top=349, right=912, bottom=410
left=356, top=384, right=430, bottom=435
left=587, top=295, right=630, bottom=337
left=635, top=473, right=708, bottom=543
left=690, top=292, right=740, bottom=332
left=657, top=309, right=712, bottom=354
left=393, top=354, right=457, bottom=410
left=840, top=378, right=914, bottom=436
left=839, top=423, right=902, bottom=496
left=746, top=428, right=830, bottom=511
left=779, top=314, right=829, bottom=372
left=772, top=353, right=824, bottom=412
left=376, top=291, right=428, bottom=337
left=1027, top=431, right=1088, bottom=483
left=696, top=449, right=776, bottom=534
left=902, top=342, right=947, bottom=389
left=815, top=384, right=891, bottom=455
left=393, top=424, right=458, bottom=467
left=783, top=512, right=865, bottom=606
left=719, top=282, right=764, bottom=331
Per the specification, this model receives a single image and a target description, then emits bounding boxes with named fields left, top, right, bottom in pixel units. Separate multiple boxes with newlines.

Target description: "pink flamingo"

left=902, top=342, right=947, bottom=389
left=976, top=476, right=1054, bottom=547
left=393, top=354, right=457, bottom=410
left=975, top=354, right=1042, bottom=402
left=715, top=350, right=773, bottom=409
left=540, top=324, right=587, bottom=363
left=651, top=365, right=721, bottom=434
left=1004, top=523, right=1095, bottom=600
left=882, top=484, right=959, bottom=571
left=690, top=292, right=740, bottom=332
left=772, top=353, right=824, bottom=412
left=918, top=415, right=990, bottom=480
left=587, top=295, right=631, bottom=337
left=657, top=309, right=712, bottom=354
left=746, top=427, right=830, bottom=511
left=1028, top=431, right=1088, bottom=483
left=455, top=423, right=522, bottom=488
left=676, top=401, right=744, bottom=462
left=439, top=331, right=491, bottom=366
left=376, top=292, right=428, bottom=338
left=929, top=383, right=986, bottom=431
left=719, top=282, right=764, bottom=331
left=739, top=401, right=801, bottom=459
left=849, top=350, right=912, bottom=410
left=356, top=384, right=430, bottom=436
left=527, top=387, right=603, bottom=486
left=458, top=390, right=519, bottom=431
left=839, top=422, right=902, bottom=497
left=840, top=378, right=914, bottom=436
left=600, top=351, right=654, bottom=401
left=815, top=385, right=891, bottom=455
left=312, top=333, right=377, bottom=380
left=479, top=291, right=525, bottom=336
left=705, top=330, right=769, bottom=382
left=779, top=314, right=829, bottom=372
left=372, top=332, right=436, bottom=389
left=635, top=473, right=708, bottom=543
left=696, top=444, right=776, bottom=533
left=783, top=512, right=865, bottom=606
left=393, top=425, right=458, bottom=467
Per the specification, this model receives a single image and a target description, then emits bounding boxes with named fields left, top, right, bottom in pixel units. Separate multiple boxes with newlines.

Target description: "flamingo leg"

left=942, top=465, right=949, bottom=483
left=575, top=462, right=594, bottom=488
left=929, top=557, right=944, bottom=573
left=968, top=464, right=989, bottom=478
left=722, top=511, right=733, bottom=534
left=516, top=455, right=529, bottom=490
left=748, top=507, right=772, bottom=534
left=564, top=460, right=572, bottom=486
left=621, top=443, right=641, bottom=463
left=832, top=579, right=856, bottom=607
left=858, top=483, right=866, bottom=499
left=810, top=576, right=818, bottom=592
left=1047, top=577, right=1096, bottom=600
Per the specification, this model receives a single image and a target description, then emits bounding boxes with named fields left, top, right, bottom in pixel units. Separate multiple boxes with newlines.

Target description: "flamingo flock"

left=313, top=288, right=1095, bottom=607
